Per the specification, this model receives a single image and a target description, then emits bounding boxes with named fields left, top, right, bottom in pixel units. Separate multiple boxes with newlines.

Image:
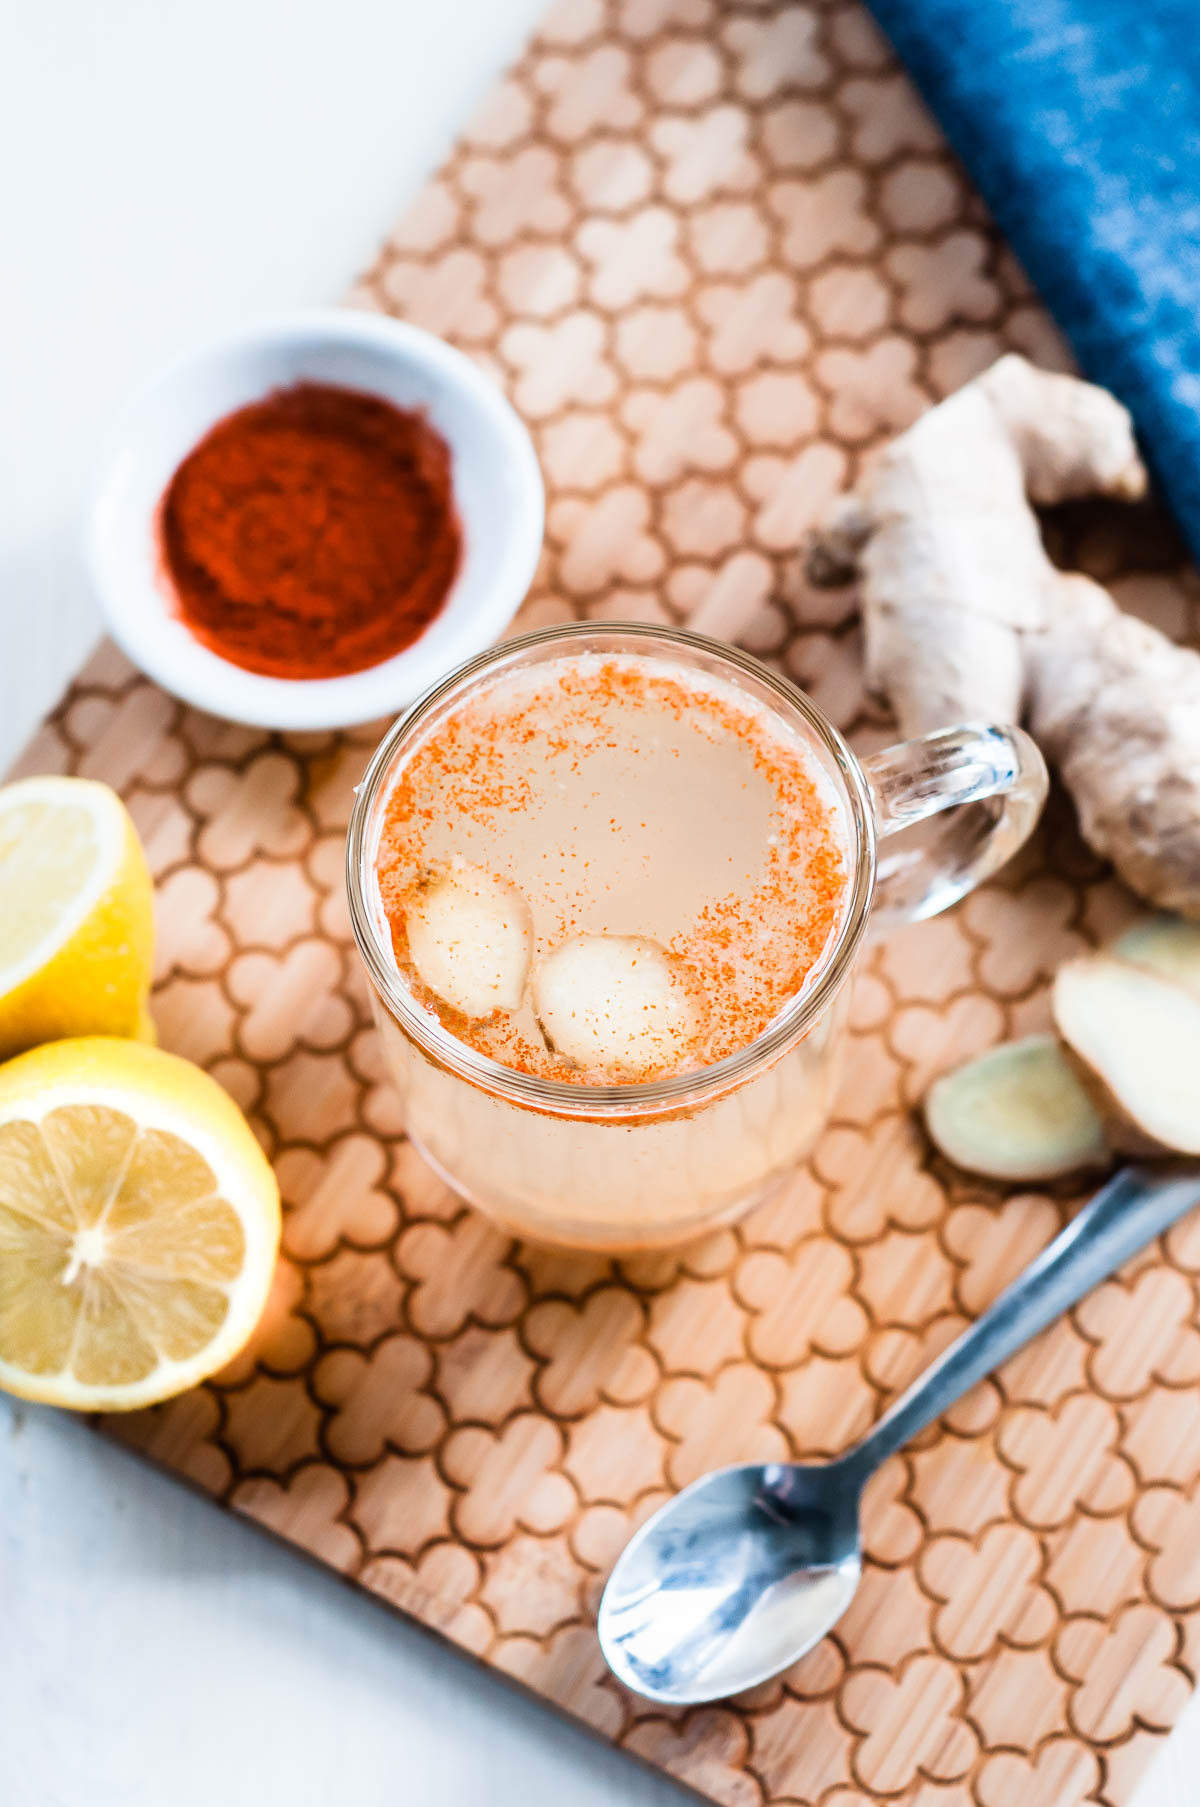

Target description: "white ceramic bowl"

left=86, top=310, right=544, bottom=730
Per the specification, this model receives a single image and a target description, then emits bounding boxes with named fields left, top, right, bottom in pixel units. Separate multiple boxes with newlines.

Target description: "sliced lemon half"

left=0, top=1037, right=280, bottom=1411
left=0, top=775, right=155, bottom=1060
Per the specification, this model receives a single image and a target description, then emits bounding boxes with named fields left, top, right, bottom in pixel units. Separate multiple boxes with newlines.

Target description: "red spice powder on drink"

left=159, top=382, right=461, bottom=680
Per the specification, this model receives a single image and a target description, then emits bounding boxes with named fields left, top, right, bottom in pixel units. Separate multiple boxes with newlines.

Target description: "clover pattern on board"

left=13, top=0, right=1200, bottom=1802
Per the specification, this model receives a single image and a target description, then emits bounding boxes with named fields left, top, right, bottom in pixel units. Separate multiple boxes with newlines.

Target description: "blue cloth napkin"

left=865, top=0, right=1200, bottom=561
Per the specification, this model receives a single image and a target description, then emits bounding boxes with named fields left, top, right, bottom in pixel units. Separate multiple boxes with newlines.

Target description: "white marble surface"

left=0, top=3, right=1196, bottom=1801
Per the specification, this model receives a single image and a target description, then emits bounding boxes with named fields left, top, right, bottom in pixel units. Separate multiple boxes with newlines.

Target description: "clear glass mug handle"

left=861, top=723, right=1049, bottom=928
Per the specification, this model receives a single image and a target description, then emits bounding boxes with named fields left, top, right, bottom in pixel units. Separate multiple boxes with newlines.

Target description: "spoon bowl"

left=598, top=1458, right=862, bottom=1704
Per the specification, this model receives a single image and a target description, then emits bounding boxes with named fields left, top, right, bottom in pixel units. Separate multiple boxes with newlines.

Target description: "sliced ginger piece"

left=924, top=1033, right=1108, bottom=1182
left=1111, top=915, right=1200, bottom=997
left=404, top=860, right=532, bottom=1020
left=533, top=934, right=699, bottom=1079
left=1053, top=954, right=1200, bottom=1155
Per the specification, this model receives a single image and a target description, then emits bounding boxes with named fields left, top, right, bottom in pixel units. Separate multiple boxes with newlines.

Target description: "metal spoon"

left=599, top=1163, right=1200, bottom=1705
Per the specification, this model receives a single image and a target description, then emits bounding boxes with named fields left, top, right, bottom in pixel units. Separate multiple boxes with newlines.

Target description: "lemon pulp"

left=0, top=1105, right=246, bottom=1385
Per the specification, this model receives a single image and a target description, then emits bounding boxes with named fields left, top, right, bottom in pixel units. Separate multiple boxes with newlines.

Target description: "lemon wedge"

left=0, top=775, right=155, bottom=1060
left=0, top=1037, right=279, bottom=1410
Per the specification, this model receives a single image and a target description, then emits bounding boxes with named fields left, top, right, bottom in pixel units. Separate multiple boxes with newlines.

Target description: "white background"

left=0, top=2, right=1196, bottom=1801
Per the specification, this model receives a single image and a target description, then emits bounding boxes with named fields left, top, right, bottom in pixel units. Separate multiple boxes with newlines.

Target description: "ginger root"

left=924, top=916, right=1200, bottom=1181
left=1029, top=577, right=1200, bottom=918
left=808, top=354, right=1200, bottom=919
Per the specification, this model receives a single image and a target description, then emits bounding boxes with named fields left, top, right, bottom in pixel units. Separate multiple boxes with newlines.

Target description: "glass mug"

left=347, top=625, right=1047, bottom=1250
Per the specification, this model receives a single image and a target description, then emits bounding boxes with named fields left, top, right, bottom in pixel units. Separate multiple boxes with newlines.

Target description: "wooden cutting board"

left=13, top=1, right=1200, bottom=1801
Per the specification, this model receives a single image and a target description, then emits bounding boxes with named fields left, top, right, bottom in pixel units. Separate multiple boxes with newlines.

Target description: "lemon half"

left=0, top=1038, right=280, bottom=1410
left=0, top=775, right=155, bottom=1059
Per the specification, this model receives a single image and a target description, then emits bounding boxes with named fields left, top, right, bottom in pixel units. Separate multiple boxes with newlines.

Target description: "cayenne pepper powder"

left=159, top=382, right=461, bottom=680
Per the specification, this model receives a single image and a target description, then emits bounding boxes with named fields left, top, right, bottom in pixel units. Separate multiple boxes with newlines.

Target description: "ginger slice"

left=532, top=934, right=699, bottom=1079
left=924, top=1033, right=1108, bottom=1182
left=404, top=860, right=532, bottom=1020
left=1111, top=914, right=1200, bottom=996
left=1052, top=954, right=1200, bottom=1155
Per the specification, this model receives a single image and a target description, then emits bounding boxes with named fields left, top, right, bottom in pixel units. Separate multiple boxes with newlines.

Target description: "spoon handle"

left=849, top=1163, right=1200, bottom=1478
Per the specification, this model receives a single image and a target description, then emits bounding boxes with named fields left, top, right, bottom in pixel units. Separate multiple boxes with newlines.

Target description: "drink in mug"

left=348, top=625, right=1045, bottom=1249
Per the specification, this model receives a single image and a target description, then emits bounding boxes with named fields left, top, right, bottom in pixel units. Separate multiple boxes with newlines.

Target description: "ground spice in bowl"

left=158, top=382, right=461, bottom=681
